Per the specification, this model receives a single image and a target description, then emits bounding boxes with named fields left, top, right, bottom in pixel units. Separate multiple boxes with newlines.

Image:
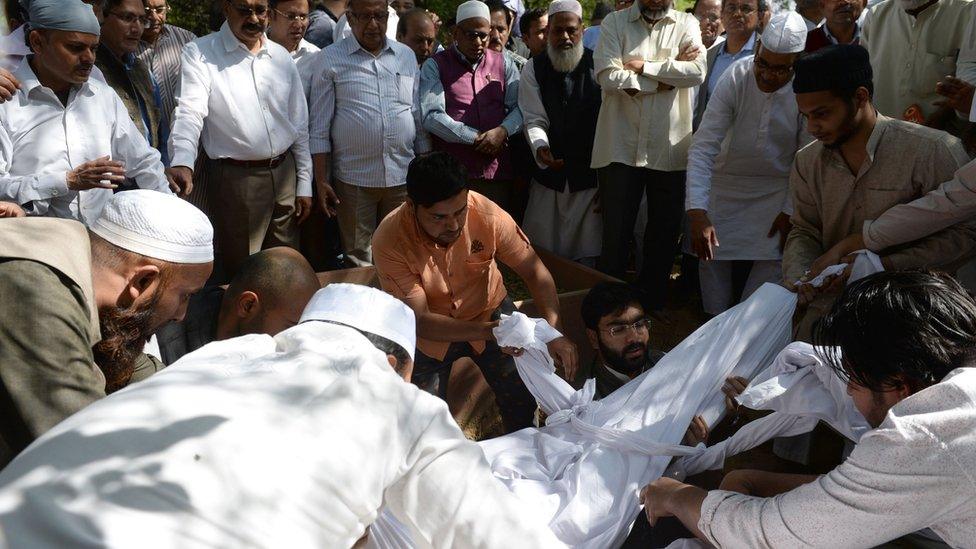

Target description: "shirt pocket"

left=396, top=73, right=415, bottom=106
left=918, top=51, right=957, bottom=95
left=463, top=257, right=494, bottom=297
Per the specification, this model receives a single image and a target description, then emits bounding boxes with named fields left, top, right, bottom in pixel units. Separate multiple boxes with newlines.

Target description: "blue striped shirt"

left=309, top=37, right=428, bottom=188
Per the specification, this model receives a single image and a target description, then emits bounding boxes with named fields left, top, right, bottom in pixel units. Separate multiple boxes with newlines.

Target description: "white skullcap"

left=548, top=0, right=582, bottom=18
left=90, top=190, right=214, bottom=264
left=456, top=0, right=490, bottom=23
left=760, top=11, right=808, bottom=54
left=300, top=283, right=417, bottom=361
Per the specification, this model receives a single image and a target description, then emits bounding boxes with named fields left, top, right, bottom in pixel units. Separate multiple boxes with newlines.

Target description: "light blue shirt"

left=583, top=25, right=601, bottom=51
left=419, top=47, right=523, bottom=145
left=309, top=37, right=428, bottom=188
left=707, top=32, right=756, bottom=96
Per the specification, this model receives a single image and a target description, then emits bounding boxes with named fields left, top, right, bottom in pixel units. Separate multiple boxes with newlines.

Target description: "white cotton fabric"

left=796, top=249, right=884, bottom=287
left=457, top=0, right=491, bottom=23
left=90, top=190, right=214, bottom=264
left=547, top=0, right=583, bottom=18
left=0, top=322, right=562, bottom=549
left=759, top=11, right=807, bottom=54
left=300, top=283, right=417, bottom=361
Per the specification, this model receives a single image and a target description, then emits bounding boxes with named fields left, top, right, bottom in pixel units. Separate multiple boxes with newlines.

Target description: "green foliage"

left=167, top=0, right=216, bottom=37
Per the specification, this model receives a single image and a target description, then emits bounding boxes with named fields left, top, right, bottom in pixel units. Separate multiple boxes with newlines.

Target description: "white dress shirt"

left=0, top=59, right=171, bottom=223
left=290, top=38, right=320, bottom=99
left=0, top=26, right=29, bottom=71
left=0, top=322, right=563, bottom=549
left=591, top=5, right=707, bottom=171
left=169, top=23, right=312, bottom=197
left=309, top=37, right=426, bottom=188
left=699, top=366, right=976, bottom=548
left=686, top=57, right=810, bottom=253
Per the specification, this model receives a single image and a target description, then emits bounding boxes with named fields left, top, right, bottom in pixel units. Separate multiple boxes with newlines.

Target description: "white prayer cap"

left=300, top=283, right=417, bottom=361
left=547, top=0, right=582, bottom=18
left=760, top=11, right=808, bottom=54
left=90, top=190, right=214, bottom=264
left=456, top=0, right=490, bottom=23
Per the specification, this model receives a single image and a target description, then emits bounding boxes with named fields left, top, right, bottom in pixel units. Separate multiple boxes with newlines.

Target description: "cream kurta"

left=861, top=0, right=973, bottom=122
left=686, top=56, right=810, bottom=260
left=591, top=5, right=706, bottom=171
left=0, top=322, right=562, bottom=548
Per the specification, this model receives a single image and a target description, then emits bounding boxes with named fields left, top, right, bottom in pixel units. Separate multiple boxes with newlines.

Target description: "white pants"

left=699, top=259, right=782, bottom=316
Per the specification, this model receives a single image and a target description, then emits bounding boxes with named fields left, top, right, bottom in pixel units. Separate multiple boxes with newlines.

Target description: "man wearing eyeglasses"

left=419, top=0, right=523, bottom=213
left=267, top=0, right=320, bottom=98
left=168, top=0, right=313, bottom=282
left=686, top=13, right=812, bottom=317
left=137, top=0, right=196, bottom=127
left=93, top=0, right=167, bottom=164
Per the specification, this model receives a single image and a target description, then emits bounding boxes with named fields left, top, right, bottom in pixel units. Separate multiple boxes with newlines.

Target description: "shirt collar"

left=865, top=113, right=889, bottom=163
left=347, top=35, right=393, bottom=57
left=17, top=56, right=94, bottom=99
left=627, top=2, right=677, bottom=25
left=721, top=32, right=756, bottom=56
left=822, top=22, right=860, bottom=44
left=452, top=45, right=482, bottom=68
left=219, top=21, right=269, bottom=55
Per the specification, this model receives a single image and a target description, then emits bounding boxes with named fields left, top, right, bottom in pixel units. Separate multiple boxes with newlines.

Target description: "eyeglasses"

left=696, top=13, right=720, bottom=22
left=145, top=5, right=169, bottom=15
left=349, top=11, right=390, bottom=23
left=107, top=11, right=151, bottom=27
left=755, top=56, right=794, bottom=76
left=461, top=29, right=490, bottom=41
left=226, top=2, right=270, bottom=18
left=602, top=319, right=650, bottom=338
left=722, top=3, right=757, bottom=14
left=273, top=9, right=309, bottom=22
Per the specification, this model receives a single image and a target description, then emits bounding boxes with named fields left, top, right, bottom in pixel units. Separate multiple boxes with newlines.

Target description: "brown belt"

left=217, top=152, right=288, bottom=169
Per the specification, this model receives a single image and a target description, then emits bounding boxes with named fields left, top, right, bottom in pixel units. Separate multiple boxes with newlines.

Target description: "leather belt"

left=218, top=152, right=288, bottom=169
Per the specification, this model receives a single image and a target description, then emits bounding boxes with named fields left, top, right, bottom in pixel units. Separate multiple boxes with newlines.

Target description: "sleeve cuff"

left=460, top=126, right=480, bottom=144
left=37, top=172, right=70, bottom=200
left=169, top=148, right=198, bottom=171
left=310, top=137, right=332, bottom=155
left=862, top=219, right=882, bottom=252
left=640, top=60, right=667, bottom=79
left=697, top=489, right=737, bottom=546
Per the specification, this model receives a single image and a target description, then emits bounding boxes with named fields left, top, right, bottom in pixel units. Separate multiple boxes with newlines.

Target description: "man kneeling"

left=641, top=270, right=976, bottom=547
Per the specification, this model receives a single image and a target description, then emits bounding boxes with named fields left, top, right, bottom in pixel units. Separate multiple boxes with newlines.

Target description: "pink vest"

left=432, top=48, right=511, bottom=180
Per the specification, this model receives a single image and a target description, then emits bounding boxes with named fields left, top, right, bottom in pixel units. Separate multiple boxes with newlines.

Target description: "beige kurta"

left=0, top=218, right=105, bottom=467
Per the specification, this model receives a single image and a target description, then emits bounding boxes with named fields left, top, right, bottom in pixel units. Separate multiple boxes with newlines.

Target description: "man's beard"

left=598, top=339, right=649, bottom=376
left=822, top=100, right=860, bottom=150
left=548, top=41, right=584, bottom=73
left=92, top=287, right=164, bottom=394
left=640, top=0, right=672, bottom=21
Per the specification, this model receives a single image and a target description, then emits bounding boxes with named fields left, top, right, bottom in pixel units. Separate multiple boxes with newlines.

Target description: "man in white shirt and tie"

left=0, top=0, right=174, bottom=224
left=167, top=0, right=313, bottom=280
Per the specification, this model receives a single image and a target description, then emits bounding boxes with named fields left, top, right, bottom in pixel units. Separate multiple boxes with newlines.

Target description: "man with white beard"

left=860, top=0, right=972, bottom=131
left=517, top=0, right=602, bottom=263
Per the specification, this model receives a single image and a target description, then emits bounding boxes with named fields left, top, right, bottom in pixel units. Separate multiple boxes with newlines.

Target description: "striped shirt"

left=136, top=25, right=197, bottom=123
left=309, top=37, right=428, bottom=189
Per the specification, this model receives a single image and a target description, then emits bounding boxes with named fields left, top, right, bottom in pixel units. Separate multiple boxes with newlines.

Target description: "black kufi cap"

left=793, top=44, right=873, bottom=94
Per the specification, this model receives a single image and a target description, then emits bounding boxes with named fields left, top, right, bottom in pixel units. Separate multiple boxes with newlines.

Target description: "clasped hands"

left=474, top=126, right=508, bottom=157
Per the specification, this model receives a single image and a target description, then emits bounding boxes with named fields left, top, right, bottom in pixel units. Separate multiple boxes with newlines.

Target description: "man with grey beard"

left=517, top=0, right=602, bottom=263
left=861, top=0, right=972, bottom=133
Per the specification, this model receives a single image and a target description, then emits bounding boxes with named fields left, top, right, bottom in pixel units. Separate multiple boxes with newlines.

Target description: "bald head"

left=219, top=247, right=321, bottom=340
left=397, top=8, right=436, bottom=64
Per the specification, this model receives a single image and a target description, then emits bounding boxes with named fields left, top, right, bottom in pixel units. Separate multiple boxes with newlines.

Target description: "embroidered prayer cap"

left=300, top=283, right=417, bottom=361
left=27, top=0, right=101, bottom=37
left=457, top=0, right=491, bottom=23
left=792, top=44, right=873, bottom=94
left=548, top=0, right=583, bottom=18
left=90, top=190, right=215, bottom=264
left=760, top=11, right=807, bottom=54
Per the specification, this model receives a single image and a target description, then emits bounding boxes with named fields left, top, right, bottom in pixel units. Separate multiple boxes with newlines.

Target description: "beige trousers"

left=206, top=152, right=299, bottom=280
left=334, top=181, right=406, bottom=267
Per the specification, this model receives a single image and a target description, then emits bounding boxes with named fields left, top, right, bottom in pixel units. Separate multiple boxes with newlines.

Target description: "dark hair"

left=360, top=331, right=412, bottom=374
left=406, top=152, right=468, bottom=207
left=397, top=7, right=433, bottom=36
left=485, top=0, right=513, bottom=24
left=719, top=0, right=768, bottom=17
left=591, top=2, right=612, bottom=22
left=518, top=7, right=546, bottom=35
left=581, top=282, right=647, bottom=330
left=815, top=271, right=976, bottom=392
left=269, top=0, right=312, bottom=8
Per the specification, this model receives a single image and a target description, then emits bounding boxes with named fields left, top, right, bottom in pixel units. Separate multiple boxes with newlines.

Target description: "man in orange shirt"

left=373, top=152, right=578, bottom=432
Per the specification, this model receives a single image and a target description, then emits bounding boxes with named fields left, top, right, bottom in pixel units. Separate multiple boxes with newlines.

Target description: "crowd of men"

left=2, top=0, right=976, bottom=545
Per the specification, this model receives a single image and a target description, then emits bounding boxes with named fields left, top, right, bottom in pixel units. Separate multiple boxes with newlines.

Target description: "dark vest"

left=531, top=48, right=601, bottom=193
left=94, top=44, right=162, bottom=152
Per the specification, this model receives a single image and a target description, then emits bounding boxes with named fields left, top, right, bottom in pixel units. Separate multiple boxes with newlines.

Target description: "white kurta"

left=0, top=322, right=562, bottom=549
left=686, top=56, right=811, bottom=261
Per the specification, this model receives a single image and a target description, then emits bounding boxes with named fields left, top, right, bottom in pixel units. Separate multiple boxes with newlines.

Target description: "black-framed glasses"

left=722, top=3, right=756, bottom=14
left=602, top=319, right=650, bottom=337
left=461, top=29, right=489, bottom=41
left=226, top=1, right=270, bottom=18
left=145, top=5, right=169, bottom=15
left=273, top=9, right=309, bottom=22
left=349, top=11, right=390, bottom=23
left=755, top=56, right=794, bottom=77
left=107, top=11, right=151, bottom=27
